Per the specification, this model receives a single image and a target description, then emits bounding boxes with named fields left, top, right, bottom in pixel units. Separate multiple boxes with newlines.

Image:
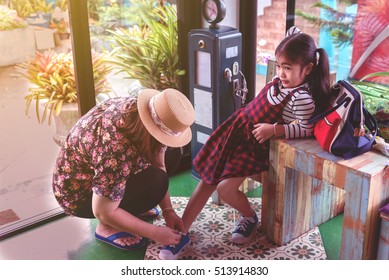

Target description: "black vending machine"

left=188, top=0, right=247, bottom=179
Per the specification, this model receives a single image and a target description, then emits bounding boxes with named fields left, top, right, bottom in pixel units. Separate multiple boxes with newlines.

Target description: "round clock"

left=202, top=0, right=226, bottom=26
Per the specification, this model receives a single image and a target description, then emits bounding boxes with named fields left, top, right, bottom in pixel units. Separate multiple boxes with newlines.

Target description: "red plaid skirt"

left=193, top=80, right=294, bottom=185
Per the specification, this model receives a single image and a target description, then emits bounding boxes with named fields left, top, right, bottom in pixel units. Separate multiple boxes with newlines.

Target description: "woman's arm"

left=157, top=147, right=185, bottom=232
left=157, top=147, right=174, bottom=212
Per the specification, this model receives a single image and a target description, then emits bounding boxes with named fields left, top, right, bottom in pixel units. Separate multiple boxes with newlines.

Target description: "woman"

left=52, top=88, right=195, bottom=250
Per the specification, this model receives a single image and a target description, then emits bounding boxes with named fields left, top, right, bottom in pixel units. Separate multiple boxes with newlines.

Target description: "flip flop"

left=139, top=207, right=160, bottom=221
left=95, top=232, right=148, bottom=250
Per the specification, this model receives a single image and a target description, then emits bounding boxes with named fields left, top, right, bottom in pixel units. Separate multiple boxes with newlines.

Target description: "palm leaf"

left=361, top=72, right=389, bottom=81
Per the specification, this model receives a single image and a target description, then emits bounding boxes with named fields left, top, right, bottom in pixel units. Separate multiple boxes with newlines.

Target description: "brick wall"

left=256, top=0, right=321, bottom=58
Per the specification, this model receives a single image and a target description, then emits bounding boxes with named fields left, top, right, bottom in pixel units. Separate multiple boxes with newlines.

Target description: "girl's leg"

left=217, top=177, right=258, bottom=244
left=181, top=177, right=253, bottom=232
left=216, top=177, right=255, bottom=217
left=181, top=179, right=216, bottom=232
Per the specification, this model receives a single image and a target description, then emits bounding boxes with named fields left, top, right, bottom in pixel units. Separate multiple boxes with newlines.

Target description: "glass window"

left=256, top=0, right=389, bottom=140
left=0, top=0, right=180, bottom=239
left=256, top=0, right=389, bottom=82
left=0, top=0, right=74, bottom=238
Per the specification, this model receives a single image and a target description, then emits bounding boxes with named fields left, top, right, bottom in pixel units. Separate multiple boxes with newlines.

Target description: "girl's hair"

left=119, top=99, right=164, bottom=168
left=275, top=33, right=331, bottom=114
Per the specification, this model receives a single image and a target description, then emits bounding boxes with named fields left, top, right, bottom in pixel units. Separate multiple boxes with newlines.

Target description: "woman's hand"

left=153, top=226, right=182, bottom=245
left=252, top=123, right=275, bottom=143
left=163, top=211, right=185, bottom=232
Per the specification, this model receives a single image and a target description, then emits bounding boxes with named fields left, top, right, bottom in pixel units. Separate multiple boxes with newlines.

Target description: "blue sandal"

left=139, top=207, right=160, bottom=221
left=95, top=232, right=148, bottom=250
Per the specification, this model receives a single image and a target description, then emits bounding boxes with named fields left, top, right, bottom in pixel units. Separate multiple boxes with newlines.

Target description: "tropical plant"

left=32, top=0, right=54, bottom=13
left=88, top=0, right=156, bottom=49
left=295, top=0, right=357, bottom=47
left=0, top=5, right=28, bottom=30
left=16, top=50, right=112, bottom=124
left=2, top=0, right=54, bottom=18
left=108, top=3, right=185, bottom=90
left=96, top=2, right=133, bottom=31
left=50, top=18, right=68, bottom=34
left=55, top=0, right=67, bottom=12
left=351, top=71, right=389, bottom=122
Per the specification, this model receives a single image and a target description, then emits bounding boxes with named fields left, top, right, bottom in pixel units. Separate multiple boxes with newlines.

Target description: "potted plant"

left=50, top=0, right=70, bottom=46
left=25, top=0, right=54, bottom=28
left=50, top=18, right=69, bottom=39
left=5, top=0, right=51, bottom=19
left=0, top=5, right=28, bottom=30
left=15, top=49, right=113, bottom=145
left=108, top=1, right=186, bottom=174
left=108, top=2, right=185, bottom=90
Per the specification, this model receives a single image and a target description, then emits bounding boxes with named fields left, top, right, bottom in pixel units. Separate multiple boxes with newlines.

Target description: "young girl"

left=159, top=27, right=331, bottom=260
left=53, top=88, right=195, bottom=250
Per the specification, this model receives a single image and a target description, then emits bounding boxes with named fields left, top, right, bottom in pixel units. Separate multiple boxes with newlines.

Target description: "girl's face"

left=275, top=55, right=313, bottom=88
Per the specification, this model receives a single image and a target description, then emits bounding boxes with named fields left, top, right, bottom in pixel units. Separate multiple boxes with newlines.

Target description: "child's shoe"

left=231, top=212, right=258, bottom=244
left=159, top=233, right=190, bottom=260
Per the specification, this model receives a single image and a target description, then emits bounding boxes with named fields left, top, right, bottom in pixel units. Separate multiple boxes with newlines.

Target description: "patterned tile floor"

left=145, top=197, right=327, bottom=260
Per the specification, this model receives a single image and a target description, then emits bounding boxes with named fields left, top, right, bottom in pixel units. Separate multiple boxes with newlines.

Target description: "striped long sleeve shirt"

left=267, top=82, right=316, bottom=139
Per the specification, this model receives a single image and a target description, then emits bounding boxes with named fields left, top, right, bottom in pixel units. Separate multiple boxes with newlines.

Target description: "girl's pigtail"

left=310, top=48, right=331, bottom=114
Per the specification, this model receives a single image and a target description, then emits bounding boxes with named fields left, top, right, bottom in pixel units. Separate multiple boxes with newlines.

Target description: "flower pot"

left=58, top=32, right=70, bottom=40
left=52, top=103, right=79, bottom=147
left=53, top=32, right=71, bottom=50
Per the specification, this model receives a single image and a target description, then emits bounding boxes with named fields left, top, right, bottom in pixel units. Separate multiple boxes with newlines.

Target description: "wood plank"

left=377, top=212, right=389, bottom=260
left=273, top=140, right=289, bottom=244
left=363, top=174, right=389, bottom=259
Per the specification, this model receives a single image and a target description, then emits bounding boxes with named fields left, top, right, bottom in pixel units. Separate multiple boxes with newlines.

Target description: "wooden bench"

left=209, top=137, right=388, bottom=259
left=262, top=138, right=389, bottom=259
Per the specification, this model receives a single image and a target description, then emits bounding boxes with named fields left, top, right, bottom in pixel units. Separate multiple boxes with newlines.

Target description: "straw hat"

left=137, top=88, right=195, bottom=147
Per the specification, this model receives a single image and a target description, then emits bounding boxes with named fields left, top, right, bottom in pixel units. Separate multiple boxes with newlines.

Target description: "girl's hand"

left=252, top=123, right=275, bottom=143
left=163, top=211, right=185, bottom=233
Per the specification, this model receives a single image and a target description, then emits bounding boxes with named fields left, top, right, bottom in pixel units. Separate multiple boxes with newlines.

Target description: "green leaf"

left=360, top=72, right=389, bottom=81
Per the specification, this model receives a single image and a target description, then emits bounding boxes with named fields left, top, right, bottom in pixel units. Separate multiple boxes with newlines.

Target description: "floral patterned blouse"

left=52, top=97, right=151, bottom=216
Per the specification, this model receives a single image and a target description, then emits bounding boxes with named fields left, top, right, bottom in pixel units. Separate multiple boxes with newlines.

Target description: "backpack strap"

left=350, top=25, right=389, bottom=77
left=308, top=100, right=346, bottom=124
left=342, top=108, right=378, bottom=159
left=308, top=81, right=347, bottom=124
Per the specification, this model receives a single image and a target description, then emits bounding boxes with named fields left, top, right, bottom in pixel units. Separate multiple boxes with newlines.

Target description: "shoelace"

left=235, top=217, right=255, bottom=230
left=163, top=235, right=186, bottom=250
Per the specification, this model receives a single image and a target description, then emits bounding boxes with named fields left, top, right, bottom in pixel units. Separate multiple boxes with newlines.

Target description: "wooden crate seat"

left=263, top=138, right=389, bottom=259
